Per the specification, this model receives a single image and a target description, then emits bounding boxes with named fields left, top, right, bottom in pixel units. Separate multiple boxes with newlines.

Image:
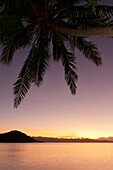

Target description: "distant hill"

left=0, top=130, right=41, bottom=143
left=33, top=136, right=113, bottom=143
left=98, top=137, right=113, bottom=141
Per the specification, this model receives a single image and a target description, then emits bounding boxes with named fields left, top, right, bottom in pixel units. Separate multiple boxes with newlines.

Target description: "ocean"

left=0, top=143, right=113, bottom=170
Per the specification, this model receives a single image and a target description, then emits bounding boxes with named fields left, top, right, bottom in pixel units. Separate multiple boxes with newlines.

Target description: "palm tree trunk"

left=52, top=25, right=113, bottom=37
left=35, top=17, right=113, bottom=37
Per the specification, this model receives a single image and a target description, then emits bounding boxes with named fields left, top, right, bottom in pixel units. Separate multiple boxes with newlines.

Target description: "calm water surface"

left=0, top=143, right=113, bottom=170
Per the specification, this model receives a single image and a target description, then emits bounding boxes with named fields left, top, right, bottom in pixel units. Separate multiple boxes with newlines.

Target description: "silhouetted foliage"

left=0, top=0, right=113, bottom=107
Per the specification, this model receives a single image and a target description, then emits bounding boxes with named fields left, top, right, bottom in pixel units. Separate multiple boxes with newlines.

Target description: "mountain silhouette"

left=0, top=130, right=41, bottom=143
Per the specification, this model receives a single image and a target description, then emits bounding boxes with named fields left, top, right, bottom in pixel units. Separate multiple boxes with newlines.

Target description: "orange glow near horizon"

left=1, top=127, right=113, bottom=140
left=1, top=123, right=113, bottom=140
left=19, top=129, right=113, bottom=139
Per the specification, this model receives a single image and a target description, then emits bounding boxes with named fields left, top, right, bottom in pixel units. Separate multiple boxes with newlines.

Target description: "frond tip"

left=13, top=46, right=35, bottom=108
left=62, top=52, right=78, bottom=95
left=72, top=37, right=102, bottom=66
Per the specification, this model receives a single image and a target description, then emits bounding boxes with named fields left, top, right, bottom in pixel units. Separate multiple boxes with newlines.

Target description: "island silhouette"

left=0, top=130, right=42, bottom=143
left=0, top=130, right=113, bottom=143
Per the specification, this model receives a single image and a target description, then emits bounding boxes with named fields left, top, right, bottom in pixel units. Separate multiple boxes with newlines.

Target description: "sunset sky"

left=0, top=1, right=113, bottom=139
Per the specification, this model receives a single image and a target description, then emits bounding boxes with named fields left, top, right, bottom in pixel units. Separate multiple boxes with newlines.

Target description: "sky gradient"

left=0, top=1, right=113, bottom=139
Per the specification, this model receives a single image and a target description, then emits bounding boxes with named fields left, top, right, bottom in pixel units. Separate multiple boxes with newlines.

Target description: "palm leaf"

left=72, top=37, right=102, bottom=66
left=0, top=38, right=16, bottom=64
left=60, top=5, right=113, bottom=29
left=52, top=32, right=63, bottom=61
left=32, top=41, right=50, bottom=86
left=61, top=5, right=113, bottom=19
left=0, top=25, right=33, bottom=64
left=62, top=51, right=78, bottom=95
left=13, top=39, right=50, bottom=108
left=52, top=33, right=78, bottom=94
left=13, top=45, right=36, bottom=108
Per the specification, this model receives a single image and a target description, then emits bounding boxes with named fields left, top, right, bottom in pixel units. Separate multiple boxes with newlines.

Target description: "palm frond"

left=95, top=5, right=113, bottom=18
left=52, top=33, right=78, bottom=94
left=0, top=15, right=18, bottom=41
left=0, top=13, right=24, bottom=44
left=0, top=26, right=33, bottom=64
left=13, top=38, right=50, bottom=108
left=60, top=5, right=113, bottom=29
left=72, top=37, right=102, bottom=66
left=32, top=41, right=50, bottom=86
left=15, top=26, right=33, bottom=49
left=52, top=32, right=63, bottom=61
left=0, top=39, right=16, bottom=64
left=61, top=5, right=113, bottom=19
left=13, top=46, right=36, bottom=108
left=62, top=50, right=78, bottom=95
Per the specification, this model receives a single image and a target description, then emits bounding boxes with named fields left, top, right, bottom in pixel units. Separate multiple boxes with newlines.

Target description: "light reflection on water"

left=0, top=143, right=113, bottom=170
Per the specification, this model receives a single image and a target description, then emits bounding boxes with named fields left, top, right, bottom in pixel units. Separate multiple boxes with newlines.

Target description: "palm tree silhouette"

left=0, top=0, right=113, bottom=108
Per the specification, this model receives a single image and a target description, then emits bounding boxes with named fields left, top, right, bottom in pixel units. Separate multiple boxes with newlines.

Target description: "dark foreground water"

left=0, top=143, right=113, bottom=170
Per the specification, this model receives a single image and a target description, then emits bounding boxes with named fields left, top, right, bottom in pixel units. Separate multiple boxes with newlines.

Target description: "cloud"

left=58, top=132, right=78, bottom=138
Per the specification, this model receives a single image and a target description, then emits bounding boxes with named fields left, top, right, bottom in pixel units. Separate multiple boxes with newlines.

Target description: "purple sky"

left=0, top=1, right=113, bottom=138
